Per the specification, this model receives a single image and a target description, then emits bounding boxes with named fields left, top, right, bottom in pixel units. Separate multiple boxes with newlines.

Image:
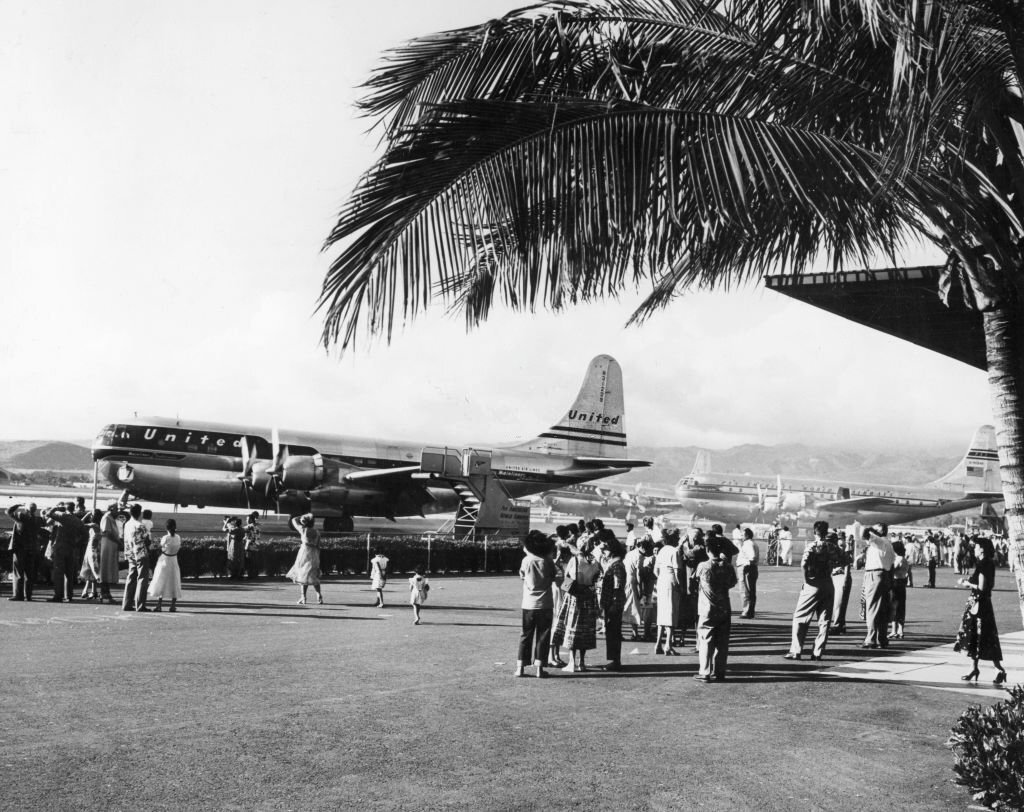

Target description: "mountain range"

left=0, top=438, right=964, bottom=487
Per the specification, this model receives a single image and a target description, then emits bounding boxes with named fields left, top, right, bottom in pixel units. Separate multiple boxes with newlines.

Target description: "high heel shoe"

left=960, top=668, right=980, bottom=682
left=994, top=670, right=1007, bottom=686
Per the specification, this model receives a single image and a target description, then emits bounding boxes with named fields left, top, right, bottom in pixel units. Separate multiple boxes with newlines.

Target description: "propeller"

left=237, top=435, right=255, bottom=509
left=264, top=427, right=288, bottom=502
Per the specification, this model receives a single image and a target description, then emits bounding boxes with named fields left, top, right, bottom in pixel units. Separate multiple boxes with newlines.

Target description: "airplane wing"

left=573, top=457, right=651, bottom=468
left=815, top=496, right=895, bottom=512
left=342, top=465, right=421, bottom=484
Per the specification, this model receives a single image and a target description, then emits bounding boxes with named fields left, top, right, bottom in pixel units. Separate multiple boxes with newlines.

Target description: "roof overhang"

left=764, top=266, right=986, bottom=371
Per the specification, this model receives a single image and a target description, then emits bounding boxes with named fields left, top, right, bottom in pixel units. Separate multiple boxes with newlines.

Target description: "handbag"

left=561, top=577, right=585, bottom=598
left=43, top=539, right=55, bottom=561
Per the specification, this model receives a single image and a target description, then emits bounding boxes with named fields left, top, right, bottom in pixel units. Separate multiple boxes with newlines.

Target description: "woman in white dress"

left=286, top=514, right=323, bottom=605
left=653, top=530, right=683, bottom=656
left=149, top=519, right=183, bottom=612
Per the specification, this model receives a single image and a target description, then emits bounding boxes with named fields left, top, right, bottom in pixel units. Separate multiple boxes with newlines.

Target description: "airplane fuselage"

left=675, top=474, right=998, bottom=527
left=93, top=419, right=632, bottom=518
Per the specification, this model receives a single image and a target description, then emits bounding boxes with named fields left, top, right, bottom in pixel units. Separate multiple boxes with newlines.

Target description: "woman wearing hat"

left=287, top=514, right=323, bottom=605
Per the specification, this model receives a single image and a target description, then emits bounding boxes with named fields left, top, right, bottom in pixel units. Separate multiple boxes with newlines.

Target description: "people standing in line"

left=149, top=519, right=183, bottom=613
left=779, top=525, right=794, bottom=566
left=45, top=503, right=84, bottom=603
left=370, top=549, right=390, bottom=607
left=889, top=540, right=911, bottom=640
left=6, top=503, right=41, bottom=601
left=693, top=537, right=738, bottom=682
left=736, top=527, right=760, bottom=619
left=286, top=514, right=323, bottom=605
left=98, top=502, right=122, bottom=603
left=551, top=535, right=601, bottom=673
left=515, top=530, right=555, bottom=678
left=598, top=533, right=627, bottom=671
left=121, top=503, right=152, bottom=612
left=653, top=528, right=683, bottom=655
left=861, top=523, right=895, bottom=649
left=924, top=533, right=940, bottom=588
left=409, top=564, right=429, bottom=625
left=830, top=531, right=854, bottom=635
left=955, top=536, right=1009, bottom=685
left=223, top=516, right=245, bottom=580
left=784, top=522, right=839, bottom=661
left=78, top=509, right=103, bottom=600
left=244, top=511, right=261, bottom=579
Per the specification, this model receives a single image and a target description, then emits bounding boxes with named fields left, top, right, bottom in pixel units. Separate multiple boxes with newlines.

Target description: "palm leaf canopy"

left=320, top=0, right=1023, bottom=350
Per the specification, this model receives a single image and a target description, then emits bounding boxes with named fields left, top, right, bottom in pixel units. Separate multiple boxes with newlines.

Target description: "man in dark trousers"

left=121, top=503, right=152, bottom=612
left=6, top=502, right=42, bottom=600
left=45, top=503, right=84, bottom=602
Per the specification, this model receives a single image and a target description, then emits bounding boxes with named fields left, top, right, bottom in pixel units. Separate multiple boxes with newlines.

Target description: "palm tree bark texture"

left=985, top=305, right=1024, bottom=623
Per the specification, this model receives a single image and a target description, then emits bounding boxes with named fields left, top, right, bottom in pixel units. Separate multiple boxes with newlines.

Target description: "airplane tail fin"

left=674, top=450, right=712, bottom=494
left=929, top=425, right=1001, bottom=493
left=512, top=355, right=628, bottom=459
left=691, top=450, right=713, bottom=477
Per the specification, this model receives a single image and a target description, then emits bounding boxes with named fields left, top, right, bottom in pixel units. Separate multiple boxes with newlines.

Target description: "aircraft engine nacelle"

left=782, top=492, right=806, bottom=512
left=281, top=453, right=325, bottom=490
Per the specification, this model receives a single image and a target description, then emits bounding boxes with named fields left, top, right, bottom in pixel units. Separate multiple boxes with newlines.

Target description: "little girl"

left=149, top=519, right=183, bottom=612
left=409, top=564, right=429, bottom=625
left=78, top=509, right=103, bottom=600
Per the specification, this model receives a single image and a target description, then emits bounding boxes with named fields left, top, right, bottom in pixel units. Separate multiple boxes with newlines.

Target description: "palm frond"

left=320, top=98, right=933, bottom=350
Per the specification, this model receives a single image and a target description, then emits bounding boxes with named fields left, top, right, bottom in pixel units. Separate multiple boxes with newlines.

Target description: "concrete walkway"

left=818, top=630, right=1024, bottom=697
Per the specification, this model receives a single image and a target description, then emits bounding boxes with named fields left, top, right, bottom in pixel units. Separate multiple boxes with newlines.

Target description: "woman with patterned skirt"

left=550, top=536, right=601, bottom=673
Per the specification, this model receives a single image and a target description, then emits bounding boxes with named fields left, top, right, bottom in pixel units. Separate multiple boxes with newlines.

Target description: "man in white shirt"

left=861, top=523, right=895, bottom=649
left=736, top=528, right=760, bottom=618
left=779, top=526, right=794, bottom=566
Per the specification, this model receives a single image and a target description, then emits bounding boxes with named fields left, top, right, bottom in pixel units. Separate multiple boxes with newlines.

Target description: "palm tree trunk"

left=983, top=303, right=1024, bottom=627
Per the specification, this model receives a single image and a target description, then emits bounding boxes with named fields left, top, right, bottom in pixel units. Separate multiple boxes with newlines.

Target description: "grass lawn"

left=2, top=562, right=1018, bottom=811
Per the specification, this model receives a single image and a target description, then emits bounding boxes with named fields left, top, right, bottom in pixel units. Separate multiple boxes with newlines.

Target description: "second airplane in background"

left=673, top=425, right=1004, bottom=527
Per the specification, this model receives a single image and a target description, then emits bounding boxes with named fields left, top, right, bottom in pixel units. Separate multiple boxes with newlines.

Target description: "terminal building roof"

left=764, top=265, right=986, bottom=371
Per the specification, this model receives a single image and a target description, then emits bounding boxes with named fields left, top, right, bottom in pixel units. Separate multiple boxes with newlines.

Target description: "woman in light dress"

left=78, top=509, right=103, bottom=600
left=653, top=529, right=683, bottom=656
left=149, top=518, right=183, bottom=612
left=287, top=514, right=323, bottom=605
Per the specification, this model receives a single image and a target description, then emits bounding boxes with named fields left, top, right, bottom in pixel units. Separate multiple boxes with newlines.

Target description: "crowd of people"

left=5, top=499, right=1014, bottom=683
left=3, top=501, right=433, bottom=624
left=516, top=515, right=1013, bottom=685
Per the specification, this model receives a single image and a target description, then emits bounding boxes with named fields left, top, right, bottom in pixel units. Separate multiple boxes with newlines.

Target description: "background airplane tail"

left=512, top=355, right=628, bottom=458
left=929, top=425, right=1002, bottom=493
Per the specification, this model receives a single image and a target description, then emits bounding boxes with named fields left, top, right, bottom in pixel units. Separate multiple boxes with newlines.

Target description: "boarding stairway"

left=420, top=446, right=515, bottom=539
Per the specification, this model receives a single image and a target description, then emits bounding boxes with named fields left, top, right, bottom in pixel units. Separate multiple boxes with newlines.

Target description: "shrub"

left=948, top=684, right=1024, bottom=811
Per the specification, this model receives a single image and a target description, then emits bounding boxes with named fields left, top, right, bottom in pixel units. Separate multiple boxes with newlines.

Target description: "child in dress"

left=409, top=564, right=429, bottom=625
left=149, top=519, right=183, bottom=612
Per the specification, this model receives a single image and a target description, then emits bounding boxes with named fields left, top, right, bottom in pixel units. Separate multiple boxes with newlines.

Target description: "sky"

left=2, top=0, right=991, bottom=456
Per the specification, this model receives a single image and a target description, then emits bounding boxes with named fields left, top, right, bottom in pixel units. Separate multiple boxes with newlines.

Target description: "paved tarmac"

left=2, top=564, right=1021, bottom=810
